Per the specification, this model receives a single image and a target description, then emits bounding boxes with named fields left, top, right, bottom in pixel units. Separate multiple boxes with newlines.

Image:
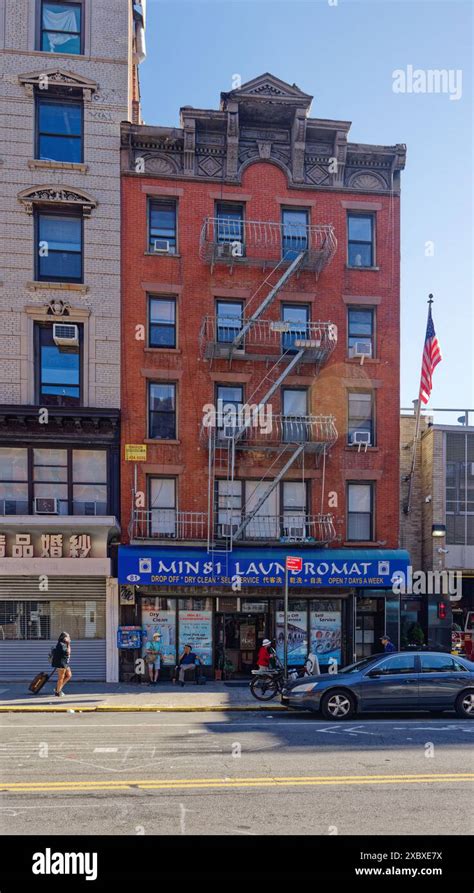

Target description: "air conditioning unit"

left=153, top=239, right=171, bottom=253
left=216, top=242, right=235, bottom=259
left=351, top=430, right=372, bottom=446
left=53, top=323, right=79, bottom=349
left=283, top=522, right=306, bottom=540
left=270, top=321, right=291, bottom=333
left=34, top=497, right=58, bottom=515
left=349, top=341, right=372, bottom=359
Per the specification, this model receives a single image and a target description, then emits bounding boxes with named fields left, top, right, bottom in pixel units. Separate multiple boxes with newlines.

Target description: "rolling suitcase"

left=29, top=669, right=55, bottom=694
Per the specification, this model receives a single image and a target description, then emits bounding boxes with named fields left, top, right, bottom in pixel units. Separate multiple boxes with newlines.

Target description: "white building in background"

left=0, top=0, right=146, bottom=681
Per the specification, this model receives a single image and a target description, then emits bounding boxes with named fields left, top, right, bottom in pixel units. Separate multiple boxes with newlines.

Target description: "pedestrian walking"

left=380, top=635, right=396, bottom=653
left=144, top=631, right=162, bottom=685
left=51, top=632, right=72, bottom=697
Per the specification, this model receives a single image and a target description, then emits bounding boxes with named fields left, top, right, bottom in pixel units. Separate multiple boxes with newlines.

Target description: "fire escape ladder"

left=231, top=443, right=305, bottom=542
left=230, top=250, right=306, bottom=352
left=233, top=348, right=306, bottom=445
left=207, top=427, right=236, bottom=555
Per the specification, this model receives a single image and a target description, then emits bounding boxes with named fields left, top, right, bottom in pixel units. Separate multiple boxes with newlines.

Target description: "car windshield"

left=339, top=657, right=381, bottom=674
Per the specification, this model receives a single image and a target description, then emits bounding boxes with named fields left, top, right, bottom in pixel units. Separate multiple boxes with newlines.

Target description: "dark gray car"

left=281, top=651, right=474, bottom=720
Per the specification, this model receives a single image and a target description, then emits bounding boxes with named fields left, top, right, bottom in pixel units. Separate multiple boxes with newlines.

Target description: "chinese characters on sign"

left=0, top=533, right=92, bottom=559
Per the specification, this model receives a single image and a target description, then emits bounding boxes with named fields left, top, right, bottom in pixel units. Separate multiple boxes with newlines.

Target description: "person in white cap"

left=257, top=638, right=273, bottom=670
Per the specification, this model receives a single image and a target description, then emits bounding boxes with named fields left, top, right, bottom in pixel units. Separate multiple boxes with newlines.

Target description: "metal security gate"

left=0, top=576, right=106, bottom=681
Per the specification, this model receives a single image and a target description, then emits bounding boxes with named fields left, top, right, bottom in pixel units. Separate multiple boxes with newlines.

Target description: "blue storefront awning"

left=118, top=546, right=410, bottom=589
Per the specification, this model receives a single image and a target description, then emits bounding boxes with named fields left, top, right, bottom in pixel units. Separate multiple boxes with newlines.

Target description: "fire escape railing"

left=199, top=218, right=337, bottom=275
left=200, top=414, right=338, bottom=454
left=199, top=317, right=338, bottom=362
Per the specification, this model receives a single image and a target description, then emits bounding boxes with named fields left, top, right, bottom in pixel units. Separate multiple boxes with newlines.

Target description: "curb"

left=0, top=704, right=290, bottom=713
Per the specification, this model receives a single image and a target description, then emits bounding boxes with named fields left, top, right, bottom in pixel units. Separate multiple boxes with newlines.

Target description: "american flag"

left=419, top=304, right=442, bottom=405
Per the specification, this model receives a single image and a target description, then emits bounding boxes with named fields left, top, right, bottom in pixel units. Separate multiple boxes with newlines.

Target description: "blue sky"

left=140, top=0, right=473, bottom=422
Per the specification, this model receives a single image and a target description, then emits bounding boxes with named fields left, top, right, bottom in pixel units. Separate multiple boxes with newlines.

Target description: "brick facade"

left=120, top=75, right=405, bottom=549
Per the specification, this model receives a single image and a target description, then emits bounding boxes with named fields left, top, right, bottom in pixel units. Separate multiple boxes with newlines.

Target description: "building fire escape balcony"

left=199, top=317, right=338, bottom=363
left=199, top=218, right=337, bottom=275
left=200, top=414, right=338, bottom=457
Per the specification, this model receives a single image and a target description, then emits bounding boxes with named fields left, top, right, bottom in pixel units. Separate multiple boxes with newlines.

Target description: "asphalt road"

left=1, top=712, right=473, bottom=836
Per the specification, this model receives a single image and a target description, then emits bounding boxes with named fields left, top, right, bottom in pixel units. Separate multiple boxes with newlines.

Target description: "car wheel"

left=455, top=690, right=474, bottom=719
left=321, top=688, right=355, bottom=721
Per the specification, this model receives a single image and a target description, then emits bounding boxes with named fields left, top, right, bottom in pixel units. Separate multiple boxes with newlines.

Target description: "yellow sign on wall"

left=125, top=444, right=147, bottom=462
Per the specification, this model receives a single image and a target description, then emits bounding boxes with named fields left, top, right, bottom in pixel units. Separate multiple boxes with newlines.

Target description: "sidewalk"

left=0, top=681, right=289, bottom=712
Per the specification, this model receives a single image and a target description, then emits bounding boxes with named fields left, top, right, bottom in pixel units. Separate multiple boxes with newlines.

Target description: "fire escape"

left=199, top=216, right=339, bottom=553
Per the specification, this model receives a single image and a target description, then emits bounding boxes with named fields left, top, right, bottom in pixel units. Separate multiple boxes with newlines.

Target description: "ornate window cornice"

left=18, top=69, right=98, bottom=100
left=18, top=186, right=97, bottom=217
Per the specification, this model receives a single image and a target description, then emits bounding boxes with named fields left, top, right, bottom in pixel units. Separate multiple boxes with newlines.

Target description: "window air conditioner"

left=216, top=242, right=235, bottom=259
left=283, top=522, right=306, bottom=540
left=34, top=497, right=58, bottom=515
left=349, top=341, right=372, bottom=359
left=351, top=430, right=372, bottom=446
left=153, top=239, right=171, bottom=253
left=53, top=323, right=79, bottom=349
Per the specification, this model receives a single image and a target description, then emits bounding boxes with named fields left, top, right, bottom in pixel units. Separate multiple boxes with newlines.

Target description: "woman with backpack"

left=51, top=632, right=72, bottom=697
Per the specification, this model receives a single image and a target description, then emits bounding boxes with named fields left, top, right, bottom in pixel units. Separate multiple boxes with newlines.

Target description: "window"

left=36, top=212, right=82, bottom=282
left=282, top=481, right=307, bottom=537
left=282, top=209, right=308, bottom=260
left=347, top=214, right=374, bottom=267
left=36, top=96, right=82, bottom=163
left=39, top=2, right=83, bottom=54
left=215, top=203, right=244, bottom=243
left=282, top=304, right=309, bottom=353
left=72, top=450, right=107, bottom=515
left=148, top=297, right=176, bottom=348
left=0, top=447, right=109, bottom=516
left=245, top=480, right=279, bottom=539
left=33, top=448, right=68, bottom=514
left=148, top=383, right=176, bottom=440
left=348, top=392, right=374, bottom=445
left=446, top=432, right=474, bottom=545
left=420, top=654, right=461, bottom=673
left=348, top=308, right=375, bottom=355
left=216, top=480, right=242, bottom=536
left=149, top=478, right=176, bottom=536
left=216, top=385, right=243, bottom=439
left=347, top=482, right=374, bottom=541
left=0, top=449, right=28, bottom=515
left=149, top=200, right=177, bottom=253
left=216, top=300, right=243, bottom=344
left=370, top=654, right=417, bottom=675
left=282, top=388, right=308, bottom=443
left=35, top=322, right=81, bottom=406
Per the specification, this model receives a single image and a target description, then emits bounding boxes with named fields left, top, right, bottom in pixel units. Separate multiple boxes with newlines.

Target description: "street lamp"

left=432, top=524, right=446, bottom=537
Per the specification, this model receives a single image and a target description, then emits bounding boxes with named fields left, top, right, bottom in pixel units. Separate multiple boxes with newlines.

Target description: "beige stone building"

left=0, top=0, right=146, bottom=681
left=400, top=410, right=474, bottom=650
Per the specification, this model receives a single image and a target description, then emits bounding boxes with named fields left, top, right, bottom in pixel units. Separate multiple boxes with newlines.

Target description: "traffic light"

left=437, top=601, right=447, bottom=620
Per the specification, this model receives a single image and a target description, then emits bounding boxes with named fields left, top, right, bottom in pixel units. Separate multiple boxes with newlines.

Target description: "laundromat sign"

left=118, top=547, right=410, bottom=588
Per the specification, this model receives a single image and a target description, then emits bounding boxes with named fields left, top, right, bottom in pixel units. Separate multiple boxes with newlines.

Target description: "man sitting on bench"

left=177, top=644, right=198, bottom=686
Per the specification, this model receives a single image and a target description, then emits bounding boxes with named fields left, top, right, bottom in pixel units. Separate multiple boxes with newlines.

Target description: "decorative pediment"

left=18, top=186, right=97, bottom=216
left=18, top=69, right=98, bottom=99
left=222, top=73, right=313, bottom=109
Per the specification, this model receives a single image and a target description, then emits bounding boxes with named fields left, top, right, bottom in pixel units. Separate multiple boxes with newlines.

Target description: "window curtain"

left=43, top=8, right=79, bottom=50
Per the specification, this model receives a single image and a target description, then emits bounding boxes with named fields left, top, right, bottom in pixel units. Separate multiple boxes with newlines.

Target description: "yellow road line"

left=2, top=773, right=473, bottom=794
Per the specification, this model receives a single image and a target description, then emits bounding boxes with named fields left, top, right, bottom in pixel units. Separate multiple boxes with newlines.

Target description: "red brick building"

left=118, top=74, right=408, bottom=680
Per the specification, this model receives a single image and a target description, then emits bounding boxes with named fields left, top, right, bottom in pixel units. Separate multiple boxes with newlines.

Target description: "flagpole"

left=404, top=294, right=433, bottom=514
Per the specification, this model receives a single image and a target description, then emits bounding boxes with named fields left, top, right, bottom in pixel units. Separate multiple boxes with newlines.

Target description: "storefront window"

left=141, top=597, right=176, bottom=666
left=0, top=600, right=105, bottom=640
left=310, top=599, right=342, bottom=668
left=401, top=598, right=426, bottom=648
left=276, top=599, right=308, bottom=665
left=178, top=599, right=213, bottom=665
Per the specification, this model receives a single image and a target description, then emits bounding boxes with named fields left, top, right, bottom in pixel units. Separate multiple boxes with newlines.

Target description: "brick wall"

left=121, top=160, right=402, bottom=548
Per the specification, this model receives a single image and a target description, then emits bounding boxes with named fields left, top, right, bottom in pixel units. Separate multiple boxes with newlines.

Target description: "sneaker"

left=54, top=691, right=65, bottom=697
